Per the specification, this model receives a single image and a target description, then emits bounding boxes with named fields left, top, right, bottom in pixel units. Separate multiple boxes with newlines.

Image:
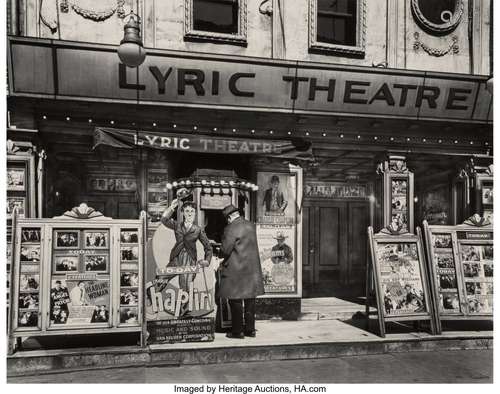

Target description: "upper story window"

left=309, top=0, right=366, bottom=56
left=185, top=0, right=247, bottom=45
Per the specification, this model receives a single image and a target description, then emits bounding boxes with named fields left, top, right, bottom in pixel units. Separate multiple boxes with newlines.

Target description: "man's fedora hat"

left=222, top=204, right=239, bottom=219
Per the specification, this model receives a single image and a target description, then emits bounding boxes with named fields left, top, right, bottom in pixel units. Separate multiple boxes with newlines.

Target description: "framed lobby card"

left=423, top=219, right=493, bottom=334
left=7, top=197, right=25, bottom=219
left=7, top=167, right=26, bottom=191
left=256, top=171, right=297, bottom=225
left=367, top=226, right=436, bottom=337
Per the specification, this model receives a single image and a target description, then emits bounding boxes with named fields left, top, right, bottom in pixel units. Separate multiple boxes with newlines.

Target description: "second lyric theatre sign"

left=8, top=38, right=492, bottom=122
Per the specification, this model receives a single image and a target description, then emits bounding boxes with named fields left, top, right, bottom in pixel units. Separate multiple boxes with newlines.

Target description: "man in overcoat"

left=219, top=205, right=264, bottom=338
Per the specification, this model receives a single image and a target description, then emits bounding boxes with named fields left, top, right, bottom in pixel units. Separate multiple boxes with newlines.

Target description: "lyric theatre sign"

left=8, top=38, right=492, bottom=122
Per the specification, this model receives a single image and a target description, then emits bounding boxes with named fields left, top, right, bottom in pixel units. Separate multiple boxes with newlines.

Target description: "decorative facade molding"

left=60, top=1, right=126, bottom=21
left=259, top=0, right=272, bottom=16
left=6, top=139, right=37, bottom=156
left=377, top=155, right=409, bottom=175
left=184, top=0, right=248, bottom=45
left=308, top=0, right=366, bottom=57
left=463, top=213, right=491, bottom=227
left=413, top=32, right=459, bottom=57
left=380, top=222, right=409, bottom=236
left=411, top=0, right=464, bottom=35
left=54, top=203, right=110, bottom=220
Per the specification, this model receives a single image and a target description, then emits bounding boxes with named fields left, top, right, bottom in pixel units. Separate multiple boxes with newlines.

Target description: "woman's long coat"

left=218, top=217, right=264, bottom=299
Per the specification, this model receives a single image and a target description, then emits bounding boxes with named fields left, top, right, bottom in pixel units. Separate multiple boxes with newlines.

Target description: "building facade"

left=7, top=0, right=493, bottom=317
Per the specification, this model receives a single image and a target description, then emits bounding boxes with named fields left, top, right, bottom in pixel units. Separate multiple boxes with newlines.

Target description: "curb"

left=7, top=335, right=493, bottom=377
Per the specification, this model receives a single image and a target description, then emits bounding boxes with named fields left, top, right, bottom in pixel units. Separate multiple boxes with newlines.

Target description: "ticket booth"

left=169, top=169, right=254, bottom=242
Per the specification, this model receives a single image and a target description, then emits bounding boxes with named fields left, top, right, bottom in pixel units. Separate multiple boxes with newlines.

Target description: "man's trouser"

left=228, top=298, right=256, bottom=335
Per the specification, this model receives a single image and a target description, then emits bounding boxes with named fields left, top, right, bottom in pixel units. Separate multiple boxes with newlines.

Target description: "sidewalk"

left=8, top=317, right=493, bottom=377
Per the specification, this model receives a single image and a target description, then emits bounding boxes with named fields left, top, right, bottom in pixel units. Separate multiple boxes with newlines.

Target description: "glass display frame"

left=8, top=210, right=146, bottom=342
left=367, top=226, right=437, bottom=337
left=423, top=220, right=493, bottom=334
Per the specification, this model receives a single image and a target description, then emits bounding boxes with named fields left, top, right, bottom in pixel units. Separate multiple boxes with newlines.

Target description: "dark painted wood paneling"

left=302, top=199, right=368, bottom=298
left=319, top=207, right=340, bottom=267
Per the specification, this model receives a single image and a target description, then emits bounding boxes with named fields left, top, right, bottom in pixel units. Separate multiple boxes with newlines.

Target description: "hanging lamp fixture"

left=117, top=9, right=146, bottom=67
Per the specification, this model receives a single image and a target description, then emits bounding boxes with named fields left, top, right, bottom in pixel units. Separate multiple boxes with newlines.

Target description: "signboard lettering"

left=8, top=39, right=492, bottom=122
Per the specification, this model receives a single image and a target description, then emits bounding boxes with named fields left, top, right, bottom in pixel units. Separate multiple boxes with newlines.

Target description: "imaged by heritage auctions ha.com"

left=5, top=0, right=493, bottom=384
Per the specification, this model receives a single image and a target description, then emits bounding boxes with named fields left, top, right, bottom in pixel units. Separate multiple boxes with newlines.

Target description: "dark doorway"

left=302, top=199, right=369, bottom=299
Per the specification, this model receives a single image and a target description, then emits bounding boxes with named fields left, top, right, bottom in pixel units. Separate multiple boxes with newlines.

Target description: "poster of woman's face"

left=91, top=305, right=110, bottom=323
left=7, top=168, right=25, bottom=191
left=121, top=247, right=139, bottom=261
left=18, top=311, right=38, bottom=327
left=483, top=263, right=493, bottom=277
left=54, top=255, right=79, bottom=272
left=463, top=262, right=481, bottom=278
left=20, top=245, right=40, bottom=263
left=21, top=228, right=41, bottom=243
left=7, top=197, right=25, bottom=218
left=19, top=274, right=39, bottom=291
left=120, top=230, right=139, bottom=243
left=433, top=234, right=452, bottom=249
left=256, top=172, right=296, bottom=224
left=120, top=272, right=139, bottom=287
left=120, top=289, right=139, bottom=305
left=461, top=245, right=481, bottom=262
left=482, top=187, right=493, bottom=204
left=18, top=293, right=39, bottom=309
left=482, top=245, right=493, bottom=260
left=84, top=231, right=108, bottom=248
left=84, top=255, right=108, bottom=272
left=55, top=231, right=79, bottom=248
left=120, top=307, right=138, bottom=324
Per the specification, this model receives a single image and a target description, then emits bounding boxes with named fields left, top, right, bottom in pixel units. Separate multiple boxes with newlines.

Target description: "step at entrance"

left=299, top=297, right=373, bottom=321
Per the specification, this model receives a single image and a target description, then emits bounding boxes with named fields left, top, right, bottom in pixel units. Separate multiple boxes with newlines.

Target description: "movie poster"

left=147, top=169, right=169, bottom=226
left=145, top=223, right=217, bottom=343
left=256, top=172, right=296, bottom=225
left=256, top=225, right=296, bottom=294
left=431, top=233, right=462, bottom=314
left=460, top=244, right=493, bottom=314
left=256, top=171, right=298, bottom=297
left=390, top=180, right=408, bottom=231
left=376, top=242, right=427, bottom=316
left=49, top=274, right=110, bottom=326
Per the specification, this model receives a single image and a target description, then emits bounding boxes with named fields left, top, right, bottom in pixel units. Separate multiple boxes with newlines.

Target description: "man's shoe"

left=244, top=330, right=256, bottom=337
left=226, top=332, right=245, bottom=339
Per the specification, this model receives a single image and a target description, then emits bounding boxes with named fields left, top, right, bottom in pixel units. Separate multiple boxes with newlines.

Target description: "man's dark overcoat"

left=219, top=216, right=264, bottom=299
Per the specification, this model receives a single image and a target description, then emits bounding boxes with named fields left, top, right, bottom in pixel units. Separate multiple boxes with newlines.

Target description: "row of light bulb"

left=166, top=179, right=259, bottom=191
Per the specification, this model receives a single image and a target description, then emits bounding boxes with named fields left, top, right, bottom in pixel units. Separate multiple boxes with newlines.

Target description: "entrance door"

left=302, top=200, right=369, bottom=298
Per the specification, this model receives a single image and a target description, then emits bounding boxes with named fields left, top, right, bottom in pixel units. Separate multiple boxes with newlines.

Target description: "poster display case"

left=8, top=204, right=146, bottom=351
left=146, top=168, right=170, bottom=229
left=423, top=216, right=493, bottom=333
left=255, top=166, right=303, bottom=298
left=7, top=141, right=40, bottom=334
left=376, top=155, right=414, bottom=234
left=475, top=173, right=493, bottom=224
left=367, top=226, right=437, bottom=337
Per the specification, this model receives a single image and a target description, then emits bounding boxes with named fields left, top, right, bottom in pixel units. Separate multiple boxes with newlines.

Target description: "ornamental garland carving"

left=413, top=32, right=459, bottom=57
left=60, top=0, right=126, bottom=21
left=40, top=0, right=126, bottom=33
